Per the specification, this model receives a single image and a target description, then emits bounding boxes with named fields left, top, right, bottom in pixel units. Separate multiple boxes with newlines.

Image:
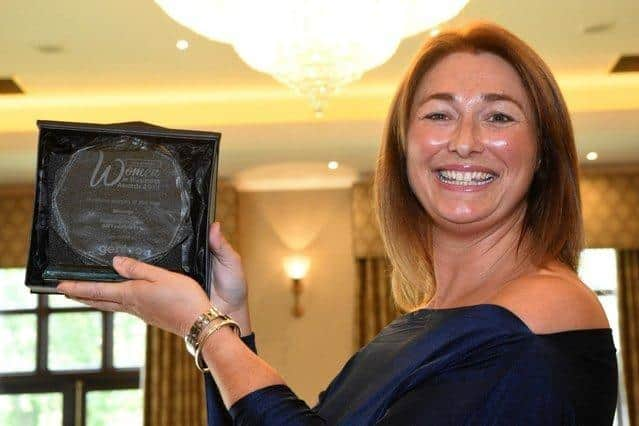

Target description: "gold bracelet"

left=184, top=305, right=228, bottom=357
left=193, top=318, right=240, bottom=372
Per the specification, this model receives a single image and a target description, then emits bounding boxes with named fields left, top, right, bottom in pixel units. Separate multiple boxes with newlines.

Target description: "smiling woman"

left=376, top=23, right=582, bottom=312
left=408, top=52, right=538, bottom=226
left=57, top=21, right=617, bottom=425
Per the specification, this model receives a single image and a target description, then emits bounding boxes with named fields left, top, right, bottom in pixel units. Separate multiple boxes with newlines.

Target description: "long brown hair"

left=374, top=22, right=583, bottom=312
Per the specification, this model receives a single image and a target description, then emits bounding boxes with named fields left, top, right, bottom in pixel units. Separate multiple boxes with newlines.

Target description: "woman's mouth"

left=435, top=169, right=498, bottom=187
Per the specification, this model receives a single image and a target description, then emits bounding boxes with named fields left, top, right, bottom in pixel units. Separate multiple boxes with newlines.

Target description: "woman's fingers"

left=57, top=280, right=130, bottom=304
left=208, top=222, right=227, bottom=254
left=209, top=222, right=238, bottom=263
left=113, top=256, right=168, bottom=281
left=66, top=296, right=123, bottom=313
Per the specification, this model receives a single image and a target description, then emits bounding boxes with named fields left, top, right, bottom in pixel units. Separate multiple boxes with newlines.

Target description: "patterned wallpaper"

left=0, top=186, right=33, bottom=267
left=581, top=170, right=639, bottom=249
left=351, top=170, right=639, bottom=257
left=0, top=181, right=238, bottom=268
left=352, top=181, right=386, bottom=257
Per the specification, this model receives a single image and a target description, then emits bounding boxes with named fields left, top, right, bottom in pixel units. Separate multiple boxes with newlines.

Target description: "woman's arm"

left=56, top=224, right=285, bottom=402
left=202, top=332, right=326, bottom=425
left=204, top=333, right=257, bottom=425
left=203, top=326, right=286, bottom=406
left=56, top=222, right=325, bottom=423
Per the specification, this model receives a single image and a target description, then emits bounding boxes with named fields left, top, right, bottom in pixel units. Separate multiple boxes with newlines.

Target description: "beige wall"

left=237, top=189, right=356, bottom=405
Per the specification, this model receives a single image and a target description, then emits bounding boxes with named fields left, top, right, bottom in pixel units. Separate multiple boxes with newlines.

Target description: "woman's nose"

left=447, top=117, right=484, bottom=158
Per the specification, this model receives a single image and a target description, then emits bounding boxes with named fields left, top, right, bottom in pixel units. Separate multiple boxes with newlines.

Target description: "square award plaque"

left=25, top=120, right=221, bottom=295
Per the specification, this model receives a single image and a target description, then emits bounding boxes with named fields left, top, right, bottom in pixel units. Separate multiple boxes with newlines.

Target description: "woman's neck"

left=425, top=204, right=537, bottom=309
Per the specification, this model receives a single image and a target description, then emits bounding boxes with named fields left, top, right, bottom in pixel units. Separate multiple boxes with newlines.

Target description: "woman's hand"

left=56, top=222, right=252, bottom=337
left=57, top=257, right=211, bottom=337
left=208, top=222, right=251, bottom=334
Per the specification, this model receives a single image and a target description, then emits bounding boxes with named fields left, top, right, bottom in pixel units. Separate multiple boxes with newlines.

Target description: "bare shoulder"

left=488, top=261, right=610, bottom=334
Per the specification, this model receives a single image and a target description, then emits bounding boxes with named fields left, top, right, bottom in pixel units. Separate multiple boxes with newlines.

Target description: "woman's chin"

left=429, top=199, right=527, bottom=235
left=431, top=206, right=498, bottom=229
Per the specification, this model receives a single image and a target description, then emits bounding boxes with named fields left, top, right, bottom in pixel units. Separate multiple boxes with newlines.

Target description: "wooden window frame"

left=0, top=293, right=141, bottom=426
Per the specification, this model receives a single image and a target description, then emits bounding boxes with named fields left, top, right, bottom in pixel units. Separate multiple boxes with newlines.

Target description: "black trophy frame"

left=25, top=120, right=220, bottom=295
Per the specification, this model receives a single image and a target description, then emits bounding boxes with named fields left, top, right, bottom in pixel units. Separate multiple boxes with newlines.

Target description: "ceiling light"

left=327, top=161, right=339, bottom=170
left=176, top=39, right=189, bottom=50
left=582, top=21, right=615, bottom=35
left=586, top=152, right=598, bottom=161
left=154, top=1, right=469, bottom=114
left=35, top=44, right=65, bottom=54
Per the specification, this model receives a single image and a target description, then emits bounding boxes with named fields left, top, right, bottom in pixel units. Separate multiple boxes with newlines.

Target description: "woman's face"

left=406, top=51, right=538, bottom=234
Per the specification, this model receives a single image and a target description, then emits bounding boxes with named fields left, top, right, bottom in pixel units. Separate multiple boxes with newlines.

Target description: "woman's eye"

left=423, top=112, right=449, bottom=121
left=487, top=112, right=514, bottom=123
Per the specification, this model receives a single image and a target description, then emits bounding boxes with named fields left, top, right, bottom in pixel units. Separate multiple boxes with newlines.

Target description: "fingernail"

left=113, top=256, right=123, bottom=265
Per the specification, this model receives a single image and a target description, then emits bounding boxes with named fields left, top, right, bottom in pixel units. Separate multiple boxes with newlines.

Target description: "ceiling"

left=1, top=0, right=638, bottom=187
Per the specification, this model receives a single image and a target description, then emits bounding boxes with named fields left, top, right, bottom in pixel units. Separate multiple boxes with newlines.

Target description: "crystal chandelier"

left=154, top=1, right=469, bottom=114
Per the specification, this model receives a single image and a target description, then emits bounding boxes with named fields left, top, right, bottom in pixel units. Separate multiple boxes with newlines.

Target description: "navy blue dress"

left=205, top=304, right=618, bottom=425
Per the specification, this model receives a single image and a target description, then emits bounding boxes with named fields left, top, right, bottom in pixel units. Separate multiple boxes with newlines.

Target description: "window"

left=0, top=268, right=146, bottom=425
left=578, top=249, right=629, bottom=426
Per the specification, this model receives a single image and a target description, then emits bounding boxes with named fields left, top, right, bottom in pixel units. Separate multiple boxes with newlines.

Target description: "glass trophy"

left=51, top=136, right=191, bottom=265
left=25, top=121, right=220, bottom=294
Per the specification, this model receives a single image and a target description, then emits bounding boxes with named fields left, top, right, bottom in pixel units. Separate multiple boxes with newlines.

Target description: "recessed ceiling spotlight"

left=35, top=44, right=64, bottom=54
left=582, top=21, right=615, bottom=35
left=430, top=28, right=440, bottom=37
left=586, top=152, right=598, bottom=161
left=327, top=161, right=339, bottom=170
left=176, top=39, right=189, bottom=50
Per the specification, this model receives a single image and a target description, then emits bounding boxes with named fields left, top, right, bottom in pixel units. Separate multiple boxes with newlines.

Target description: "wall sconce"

left=283, top=255, right=310, bottom=318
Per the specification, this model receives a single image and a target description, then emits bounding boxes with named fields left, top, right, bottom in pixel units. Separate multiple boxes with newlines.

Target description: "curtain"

left=143, top=181, right=238, bottom=426
left=618, top=249, right=639, bottom=426
left=355, top=257, right=398, bottom=348
left=143, top=327, right=206, bottom=426
left=352, top=181, right=399, bottom=348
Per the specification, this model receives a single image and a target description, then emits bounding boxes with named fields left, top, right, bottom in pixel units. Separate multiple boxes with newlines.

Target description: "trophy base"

left=43, top=265, right=124, bottom=283
left=28, top=265, right=125, bottom=294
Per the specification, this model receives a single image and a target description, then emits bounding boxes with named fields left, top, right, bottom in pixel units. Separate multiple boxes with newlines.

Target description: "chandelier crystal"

left=154, top=0, right=469, bottom=114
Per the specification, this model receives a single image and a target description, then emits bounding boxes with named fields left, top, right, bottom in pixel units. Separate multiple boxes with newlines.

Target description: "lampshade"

left=283, top=255, right=310, bottom=280
left=154, top=0, right=469, bottom=113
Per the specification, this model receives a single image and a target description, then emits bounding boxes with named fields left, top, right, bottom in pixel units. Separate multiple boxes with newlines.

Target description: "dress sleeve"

left=228, top=385, right=326, bottom=425
left=204, top=333, right=258, bottom=426
left=204, top=334, right=327, bottom=425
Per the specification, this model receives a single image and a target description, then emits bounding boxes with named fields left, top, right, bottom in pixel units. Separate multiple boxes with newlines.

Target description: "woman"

left=57, top=22, right=618, bottom=424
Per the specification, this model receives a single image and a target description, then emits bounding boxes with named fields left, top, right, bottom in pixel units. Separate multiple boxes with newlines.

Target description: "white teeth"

left=436, top=169, right=496, bottom=186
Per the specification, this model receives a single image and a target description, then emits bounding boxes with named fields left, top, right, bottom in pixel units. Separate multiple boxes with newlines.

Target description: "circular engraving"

left=51, top=136, right=191, bottom=265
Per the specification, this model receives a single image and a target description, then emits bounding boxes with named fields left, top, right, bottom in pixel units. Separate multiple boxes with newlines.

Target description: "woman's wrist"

left=200, top=324, right=241, bottom=362
left=181, top=299, right=214, bottom=338
left=211, top=298, right=252, bottom=336
left=228, top=303, right=252, bottom=337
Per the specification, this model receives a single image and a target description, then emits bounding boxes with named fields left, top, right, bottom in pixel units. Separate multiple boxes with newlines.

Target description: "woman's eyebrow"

left=480, top=93, right=526, bottom=112
left=415, top=91, right=526, bottom=112
left=415, top=92, right=455, bottom=107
